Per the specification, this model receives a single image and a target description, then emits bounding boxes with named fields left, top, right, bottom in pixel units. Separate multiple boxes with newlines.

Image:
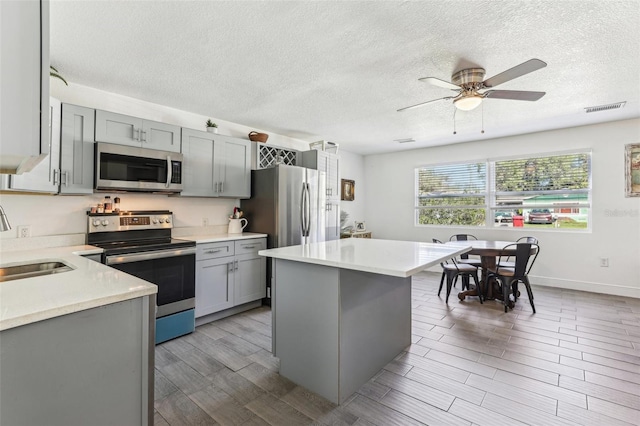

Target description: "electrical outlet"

left=599, top=257, right=609, bottom=267
left=17, top=225, right=31, bottom=238
left=202, top=218, right=209, bottom=227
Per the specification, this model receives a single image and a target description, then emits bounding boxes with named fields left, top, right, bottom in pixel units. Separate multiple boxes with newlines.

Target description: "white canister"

left=228, top=218, right=248, bottom=234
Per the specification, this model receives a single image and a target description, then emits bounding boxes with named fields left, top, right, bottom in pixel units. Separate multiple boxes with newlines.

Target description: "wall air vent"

left=584, top=101, right=626, bottom=113
left=394, top=138, right=415, bottom=144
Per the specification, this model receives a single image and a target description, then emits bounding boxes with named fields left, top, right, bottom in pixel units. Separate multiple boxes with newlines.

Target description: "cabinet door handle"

left=220, top=181, right=224, bottom=193
left=134, top=128, right=140, bottom=141
left=205, top=249, right=221, bottom=254
left=228, top=262, right=233, bottom=273
left=53, top=169, right=60, bottom=186
left=215, top=182, right=219, bottom=193
left=235, top=260, right=239, bottom=271
left=141, top=130, right=147, bottom=142
left=242, top=245, right=256, bottom=249
left=62, top=171, right=69, bottom=186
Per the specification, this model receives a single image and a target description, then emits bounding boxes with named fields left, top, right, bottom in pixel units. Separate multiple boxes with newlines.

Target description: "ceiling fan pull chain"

left=481, top=102, right=485, bottom=134
left=453, top=108, right=457, bottom=135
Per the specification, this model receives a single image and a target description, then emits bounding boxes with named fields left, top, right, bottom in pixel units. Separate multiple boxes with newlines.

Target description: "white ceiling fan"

left=398, top=59, right=547, bottom=112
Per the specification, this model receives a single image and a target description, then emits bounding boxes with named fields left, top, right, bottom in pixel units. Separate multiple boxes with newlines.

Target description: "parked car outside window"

left=494, top=211, right=515, bottom=223
left=527, top=208, right=554, bottom=224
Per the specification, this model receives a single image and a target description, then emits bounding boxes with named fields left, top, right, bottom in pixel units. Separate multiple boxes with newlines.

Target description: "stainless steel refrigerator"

left=241, top=165, right=327, bottom=303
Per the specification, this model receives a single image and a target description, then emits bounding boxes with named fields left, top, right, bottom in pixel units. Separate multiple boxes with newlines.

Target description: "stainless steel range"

left=87, top=210, right=196, bottom=344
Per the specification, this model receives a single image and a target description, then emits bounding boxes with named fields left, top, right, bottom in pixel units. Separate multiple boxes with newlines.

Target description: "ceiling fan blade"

left=418, top=77, right=460, bottom=91
left=482, top=59, right=547, bottom=88
left=397, top=96, right=455, bottom=112
left=484, top=90, right=546, bottom=101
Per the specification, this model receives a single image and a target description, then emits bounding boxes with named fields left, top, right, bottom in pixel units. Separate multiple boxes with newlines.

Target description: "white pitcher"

left=228, top=218, right=248, bottom=234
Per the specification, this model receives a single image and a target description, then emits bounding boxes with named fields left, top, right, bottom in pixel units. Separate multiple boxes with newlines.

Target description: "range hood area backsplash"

left=0, top=192, right=238, bottom=240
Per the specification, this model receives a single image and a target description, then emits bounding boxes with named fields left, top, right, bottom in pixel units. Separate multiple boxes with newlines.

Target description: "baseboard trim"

left=195, top=300, right=263, bottom=327
left=528, top=275, right=639, bottom=299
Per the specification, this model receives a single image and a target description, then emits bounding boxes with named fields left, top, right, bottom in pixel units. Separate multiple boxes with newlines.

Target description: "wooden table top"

left=445, top=240, right=519, bottom=257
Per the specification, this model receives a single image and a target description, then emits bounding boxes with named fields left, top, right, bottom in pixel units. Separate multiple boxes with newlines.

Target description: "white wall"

left=338, top=150, right=365, bottom=230
left=0, top=82, right=311, bottom=240
left=364, top=119, right=640, bottom=297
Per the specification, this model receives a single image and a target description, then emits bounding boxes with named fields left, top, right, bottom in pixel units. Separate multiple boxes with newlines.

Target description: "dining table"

left=445, top=240, right=521, bottom=302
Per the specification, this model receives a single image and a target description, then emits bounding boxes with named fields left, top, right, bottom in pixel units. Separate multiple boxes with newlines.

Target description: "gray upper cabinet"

left=1, top=101, right=96, bottom=195
left=95, top=110, right=180, bottom=152
left=180, top=129, right=251, bottom=198
left=0, top=0, right=49, bottom=174
left=4, top=99, right=61, bottom=193
left=300, top=150, right=340, bottom=201
left=59, top=104, right=96, bottom=194
left=217, top=135, right=251, bottom=199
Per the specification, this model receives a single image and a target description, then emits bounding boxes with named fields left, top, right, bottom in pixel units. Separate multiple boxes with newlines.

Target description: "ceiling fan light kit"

left=454, top=95, right=483, bottom=111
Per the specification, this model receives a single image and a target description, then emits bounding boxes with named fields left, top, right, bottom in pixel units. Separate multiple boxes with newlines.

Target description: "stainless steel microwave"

left=95, top=142, right=183, bottom=193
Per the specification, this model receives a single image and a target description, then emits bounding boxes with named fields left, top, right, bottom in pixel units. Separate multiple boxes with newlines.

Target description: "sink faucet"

left=0, top=205, right=11, bottom=232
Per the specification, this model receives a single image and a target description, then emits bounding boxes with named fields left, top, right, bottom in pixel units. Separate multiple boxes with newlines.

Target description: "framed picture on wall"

left=341, top=179, right=355, bottom=201
left=625, top=143, right=640, bottom=197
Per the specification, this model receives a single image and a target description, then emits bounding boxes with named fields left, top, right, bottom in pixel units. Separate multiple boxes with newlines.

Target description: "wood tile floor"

left=154, top=272, right=640, bottom=425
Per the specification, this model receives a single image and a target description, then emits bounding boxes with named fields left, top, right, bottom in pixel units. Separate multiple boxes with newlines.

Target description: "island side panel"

left=274, top=259, right=341, bottom=403
left=339, top=269, right=412, bottom=403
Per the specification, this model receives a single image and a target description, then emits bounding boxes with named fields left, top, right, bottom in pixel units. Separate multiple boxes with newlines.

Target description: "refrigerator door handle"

left=300, top=183, right=307, bottom=236
left=305, top=183, right=311, bottom=237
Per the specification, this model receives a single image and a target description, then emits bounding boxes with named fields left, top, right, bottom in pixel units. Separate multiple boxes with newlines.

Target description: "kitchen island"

left=259, top=238, right=470, bottom=404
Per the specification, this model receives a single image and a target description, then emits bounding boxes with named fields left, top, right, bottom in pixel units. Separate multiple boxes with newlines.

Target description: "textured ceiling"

left=50, top=1, right=640, bottom=155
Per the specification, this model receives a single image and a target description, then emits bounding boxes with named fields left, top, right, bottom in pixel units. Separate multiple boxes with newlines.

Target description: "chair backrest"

left=449, top=234, right=478, bottom=241
left=499, top=243, right=539, bottom=276
left=517, top=236, right=539, bottom=244
left=449, top=234, right=477, bottom=259
left=432, top=238, right=452, bottom=267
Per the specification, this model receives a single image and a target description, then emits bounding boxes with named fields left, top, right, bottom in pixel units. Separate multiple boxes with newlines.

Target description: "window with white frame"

left=415, top=151, right=591, bottom=230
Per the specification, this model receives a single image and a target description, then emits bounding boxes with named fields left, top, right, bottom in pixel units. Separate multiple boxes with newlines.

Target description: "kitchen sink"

left=0, top=261, right=73, bottom=282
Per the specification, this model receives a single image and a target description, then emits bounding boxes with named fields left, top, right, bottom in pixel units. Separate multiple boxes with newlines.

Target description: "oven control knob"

left=158, top=218, right=165, bottom=223
left=152, top=218, right=159, bottom=224
left=92, top=219, right=101, bottom=227
left=165, top=217, right=171, bottom=224
left=101, top=219, right=109, bottom=226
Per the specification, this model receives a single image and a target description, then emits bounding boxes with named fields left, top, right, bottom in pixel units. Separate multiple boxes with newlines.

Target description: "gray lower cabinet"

left=1, top=101, right=96, bottom=194
left=95, top=110, right=181, bottom=152
left=181, top=129, right=251, bottom=198
left=195, top=238, right=266, bottom=318
left=0, top=295, right=155, bottom=426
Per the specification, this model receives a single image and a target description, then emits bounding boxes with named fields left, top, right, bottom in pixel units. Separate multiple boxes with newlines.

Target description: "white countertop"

left=178, top=232, right=267, bottom=244
left=259, top=239, right=471, bottom=278
left=0, top=245, right=157, bottom=331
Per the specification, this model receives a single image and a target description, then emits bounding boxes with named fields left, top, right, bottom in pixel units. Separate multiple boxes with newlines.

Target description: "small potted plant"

left=206, top=119, right=218, bottom=134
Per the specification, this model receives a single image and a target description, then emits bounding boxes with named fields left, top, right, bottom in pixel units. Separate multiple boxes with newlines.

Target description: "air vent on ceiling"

left=394, top=138, right=415, bottom=144
left=584, top=101, right=626, bottom=113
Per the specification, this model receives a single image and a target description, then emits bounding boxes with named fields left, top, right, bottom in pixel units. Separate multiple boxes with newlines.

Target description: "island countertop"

left=259, top=238, right=471, bottom=278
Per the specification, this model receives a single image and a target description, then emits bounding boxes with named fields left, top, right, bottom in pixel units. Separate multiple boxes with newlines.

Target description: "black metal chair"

left=433, top=239, right=481, bottom=304
left=449, top=234, right=482, bottom=267
left=498, top=237, right=539, bottom=268
left=488, top=243, right=539, bottom=313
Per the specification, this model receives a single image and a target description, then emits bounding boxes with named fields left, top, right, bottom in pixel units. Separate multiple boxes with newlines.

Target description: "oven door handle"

left=106, top=247, right=195, bottom=265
